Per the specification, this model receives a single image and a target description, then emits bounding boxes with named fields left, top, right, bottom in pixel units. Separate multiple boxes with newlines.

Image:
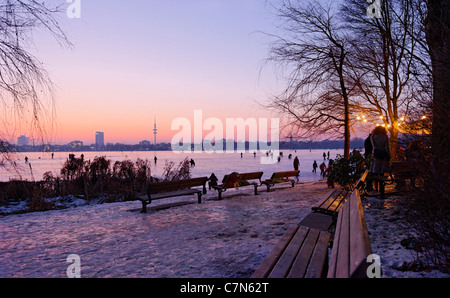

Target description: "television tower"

left=153, top=117, right=158, bottom=146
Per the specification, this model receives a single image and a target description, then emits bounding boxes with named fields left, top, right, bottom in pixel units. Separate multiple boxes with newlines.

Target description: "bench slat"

left=151, top=189, right=201, bottom=200
left=287, top=228, right=320, bottom=278
left=312, top=189, right=336, bottom=210
left=252, top=225, right=331, bottom=279
left=329, top=191, right=350, bottom=215
left=312, top=189, right=349, bottom=216
left=238, top=172, right=263, bottom=181
left=251, top=225, right=299, bottom=278
left=315, top=189, right=342, bottom=211
left=335, top=198, right=350, bottom=278
left=349, top=191, right=372, bottom=277
left=269, top=226, right=309, bottom=278
left=327, top=189, right=372, bottom=278
left=305, top=231, right=331, bottom=278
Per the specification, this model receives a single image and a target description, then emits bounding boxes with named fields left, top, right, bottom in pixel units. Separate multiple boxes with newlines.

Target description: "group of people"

left=312, top=159, right=335, bottom=188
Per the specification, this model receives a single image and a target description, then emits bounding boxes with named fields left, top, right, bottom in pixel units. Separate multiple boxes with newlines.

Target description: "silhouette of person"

left=208, top=173, right=218, bottom=190
left=370, top=126, right=390, bottom=191
left=326, top=159, right=335, bottom=188
left=293, top=156, right=300, bottom=171
left=319, top=162, right=326, bottom=178
left=312, top=160, right=318, bottom=173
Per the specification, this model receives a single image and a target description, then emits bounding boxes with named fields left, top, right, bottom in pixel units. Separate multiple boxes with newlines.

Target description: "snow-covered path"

left=0, top=182, right=327, bottom=278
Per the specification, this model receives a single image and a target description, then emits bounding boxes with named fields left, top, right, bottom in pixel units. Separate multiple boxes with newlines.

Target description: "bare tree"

left=341, top=0, right=426, bottom=159
left=0, top=0, right=71, bottom=166
left=265, top=0, right=356, bottom=158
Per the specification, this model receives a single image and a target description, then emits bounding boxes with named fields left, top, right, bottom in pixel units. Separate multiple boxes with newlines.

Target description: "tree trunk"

left=389, top=127, right=399, bottom=162
left=426, top=0, right=450, bottom=174
left=343, top=86, right=351, bottom=159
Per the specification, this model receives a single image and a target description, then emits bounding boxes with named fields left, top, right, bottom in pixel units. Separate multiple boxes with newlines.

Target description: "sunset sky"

left=25, top=0, right=284, bottom=145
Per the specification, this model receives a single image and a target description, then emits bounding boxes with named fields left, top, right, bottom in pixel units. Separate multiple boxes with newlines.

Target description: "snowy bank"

left=0, top=181, right=448, bottom=278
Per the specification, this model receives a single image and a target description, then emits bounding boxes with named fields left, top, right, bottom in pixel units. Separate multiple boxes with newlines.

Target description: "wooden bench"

left=212, top=172, right=263, bottom=200
left=311, top=170, right=368, bottom=217
left=390, top=161, right=426, bottom=189
left=261, top=170, right=300, bottom=192
left=251, top=225, right=330, bottom=278
left=311, top=189, right=350, bottom=217
left=138, top=177, right=208, bottom=213
left=327, top=189, right=372, bottom=278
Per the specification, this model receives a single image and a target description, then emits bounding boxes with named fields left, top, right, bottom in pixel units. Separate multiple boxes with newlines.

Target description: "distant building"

left=95, top=131, right=105, bottom=150
left=17, top=135, right=30, bottom=146
left=139, top=140, right=151, bottom=146
left=68, top=140, right=83, bottom=150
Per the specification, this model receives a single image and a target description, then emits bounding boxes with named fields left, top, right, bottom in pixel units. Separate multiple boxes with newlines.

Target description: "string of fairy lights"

left=354, top=113, right=428, bottom=130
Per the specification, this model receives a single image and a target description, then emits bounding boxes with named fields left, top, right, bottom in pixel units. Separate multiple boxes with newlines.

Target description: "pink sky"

left=20, top=1, right=281, bottom=145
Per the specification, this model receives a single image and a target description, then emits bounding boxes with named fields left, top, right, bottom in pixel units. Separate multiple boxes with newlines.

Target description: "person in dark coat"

left=370, top=126, right=390, bottom=191
left=293, top=156, right=300, bottom=171
left=208, top=173, right=218, bottom=190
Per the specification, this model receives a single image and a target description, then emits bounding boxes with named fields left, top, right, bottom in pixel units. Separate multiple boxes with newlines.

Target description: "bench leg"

left=254, top=185, right=258, bottom=195
left=291, top=181, right=295, bottom=187
left=265, top=184, right=271, bottom=192
left=141, top=200, right=149, bottom=213
left=380, top=181, right=385, bottom=199
left=197, top=193, right=202, bottom=204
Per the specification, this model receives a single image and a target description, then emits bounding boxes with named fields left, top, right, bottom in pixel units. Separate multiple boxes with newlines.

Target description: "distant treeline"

left=7, top=138, right=366, bottom=153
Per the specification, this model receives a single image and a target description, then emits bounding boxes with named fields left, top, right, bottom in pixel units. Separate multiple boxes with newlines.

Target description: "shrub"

left=405, top=161, right=450, bottom=272
left=161, top=157, right=191, bottom=181
left=329, top=150, right=367, bottom=190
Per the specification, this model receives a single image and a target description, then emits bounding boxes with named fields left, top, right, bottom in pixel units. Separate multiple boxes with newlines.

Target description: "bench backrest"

left=238, top=172, right=263, bottom=182
left=391, top=161, right=426, bottom=174
left=270, top=170, right=300, bottom=180
left=353, top=169, right=369, bottom=191
left=327, top=189, right=372, bottom=278
left=222, top=172, right=263, bottom=184
left=148, top=177, right=208, bottom=195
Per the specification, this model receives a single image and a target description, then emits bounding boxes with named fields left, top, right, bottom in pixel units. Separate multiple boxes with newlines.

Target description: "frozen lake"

left=2, top=149, right=343, bottom=182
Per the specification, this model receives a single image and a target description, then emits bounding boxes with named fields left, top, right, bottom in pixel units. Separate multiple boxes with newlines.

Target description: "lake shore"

left=0, top=180, right=447, bottom=278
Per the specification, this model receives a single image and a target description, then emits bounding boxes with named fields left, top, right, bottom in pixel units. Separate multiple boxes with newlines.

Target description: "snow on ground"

left=0, top=182, right=327, bottom=278
left=363, top=193, right=449, bottom=278
left=0, top=180, right=448, bottom=278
